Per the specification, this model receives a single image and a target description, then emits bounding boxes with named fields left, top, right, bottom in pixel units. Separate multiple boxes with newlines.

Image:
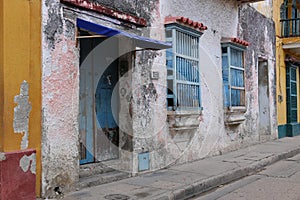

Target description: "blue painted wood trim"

left=278, top=124, right=287, bottom=139
left=286, top=122, right=300, bottom=137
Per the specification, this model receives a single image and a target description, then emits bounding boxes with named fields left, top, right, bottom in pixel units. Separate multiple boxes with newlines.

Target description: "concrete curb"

left=154, top=146, right=300, bottom=200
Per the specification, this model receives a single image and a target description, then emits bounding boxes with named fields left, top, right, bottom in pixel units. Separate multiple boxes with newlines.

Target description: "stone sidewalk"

left=62, top=136, right=300, bottom=200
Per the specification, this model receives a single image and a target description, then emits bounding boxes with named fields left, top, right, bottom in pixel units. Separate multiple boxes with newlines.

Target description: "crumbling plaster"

left=41, top=0, right=277, bottom=197
left=94, top=0, right=158, bottom=23
left=160, top=0, right=241, bottom=163
left=238, top=4, right=277, bottom=142
left=41, top=0, right=163, bottom=196
left=132, top=0, right=277, bottom=167
left=42, top=0, right=80, bottom=197
left=13, top=81, right=32, bottom=150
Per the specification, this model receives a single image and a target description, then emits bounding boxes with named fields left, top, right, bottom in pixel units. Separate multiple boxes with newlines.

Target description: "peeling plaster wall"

left=238, top=5, right=277, bottom=142
left=13, top=81, right=32, bottom=150
left=143, top=0, right=241, bottom=166
left=41, top=0, right=276, bottom=195
left=42, top=0, right=79, bottom=197
left=20, top=153, right=36, bottom=174
left=130, top=0, right=277, bottom=171
left=41, top=0, right=158, bottom=196
left=94, top=0, right=158, bottom=23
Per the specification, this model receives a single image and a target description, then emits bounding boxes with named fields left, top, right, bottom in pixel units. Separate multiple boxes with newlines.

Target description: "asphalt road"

left=193, top=154, right=300, bottom=200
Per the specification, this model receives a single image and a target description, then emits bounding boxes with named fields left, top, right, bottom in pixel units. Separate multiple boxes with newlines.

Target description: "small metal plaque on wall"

left=138, top=152, right=149, bottom=171
left=151, top=71, right=159, bottom=80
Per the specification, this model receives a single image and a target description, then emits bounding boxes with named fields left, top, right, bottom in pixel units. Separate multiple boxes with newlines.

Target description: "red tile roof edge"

left=60, top=0, right=147, bottom=26
left=231, top=37, right=250, bottom=47
left=165, top=16, right=208, bottom=31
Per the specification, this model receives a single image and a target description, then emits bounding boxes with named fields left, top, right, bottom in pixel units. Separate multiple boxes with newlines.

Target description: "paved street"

left=194, top=154, right=300, bottom=200
left=62, top=136, right=300, bottom=200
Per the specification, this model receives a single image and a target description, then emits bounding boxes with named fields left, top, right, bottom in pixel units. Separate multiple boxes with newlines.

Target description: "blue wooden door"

left=95, top=59, right=119, bottom=161
left=79, top=34, right=119, bottom=164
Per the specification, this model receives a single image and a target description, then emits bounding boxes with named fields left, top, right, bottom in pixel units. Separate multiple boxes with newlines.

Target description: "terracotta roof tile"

left=231, top=37, right=249, bottom=46
left=165, top=16, right=208, bottom=31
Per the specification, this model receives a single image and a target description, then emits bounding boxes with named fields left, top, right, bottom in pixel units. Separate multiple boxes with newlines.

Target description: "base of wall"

left=0, top=149, right=36, bottom=200
left=278, top=123, right=300, bottom=138
left=287, top=123, right=300, bottom=137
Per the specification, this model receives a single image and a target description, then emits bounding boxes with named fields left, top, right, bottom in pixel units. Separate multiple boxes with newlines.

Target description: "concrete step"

left=79, top=162, right=115, bottom=178
left=77, top=170, right=131, bottom=189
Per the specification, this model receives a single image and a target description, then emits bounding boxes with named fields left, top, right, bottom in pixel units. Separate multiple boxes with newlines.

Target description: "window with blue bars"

left=165, top=24, right=202, bottom=110
left=286, top=64, right=298, bottom=123
left=221, top=44, right=246, bottom=108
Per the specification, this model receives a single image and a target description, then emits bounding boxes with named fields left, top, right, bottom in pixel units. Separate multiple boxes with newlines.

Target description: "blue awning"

left=77, top=18, right=171, bottom=50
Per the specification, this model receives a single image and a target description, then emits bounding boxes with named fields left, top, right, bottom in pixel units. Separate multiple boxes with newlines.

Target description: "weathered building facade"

left=0, top=0, right=277, bottom=199
left=274, top=0, right=300, bottom=138
left=39, top=0, right=277, bottom=198
left=252, top=0, right=300, bottom=138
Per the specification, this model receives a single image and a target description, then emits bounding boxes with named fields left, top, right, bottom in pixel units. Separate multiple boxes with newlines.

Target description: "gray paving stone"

left=63, top=136, right=300, bottom=200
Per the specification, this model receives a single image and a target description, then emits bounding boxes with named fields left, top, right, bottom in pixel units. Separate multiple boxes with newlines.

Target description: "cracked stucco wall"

left=153, top=0, right=241, bottom=165
left=238, top=4, right=277, bottom=142
left=42, top=0, right=79, bottom=197
left=94, top=0, right=159, bottom=24
left=131, top=0, right=277, bottom=169
left=41, top=0, right=157, bottom=197
left=41, top=0, right=277, bottom=196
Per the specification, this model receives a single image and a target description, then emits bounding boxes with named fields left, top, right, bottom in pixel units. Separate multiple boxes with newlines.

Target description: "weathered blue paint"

left=278, top=125, right=287, bottom=138
left=286, top=123, right=300, bottom=137
left=221, top=43, right=246, bottom=107
left=95, top=60, right=118, bottom=129
left=79, top=37, right=95, bottom=164
left=165, top=24, right=202, bottom=110
left=77, top=18, right=171, bottom=49
left=286, top=63, right=298, bottom=123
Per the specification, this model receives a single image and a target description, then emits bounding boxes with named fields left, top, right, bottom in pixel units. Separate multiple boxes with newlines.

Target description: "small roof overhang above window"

left=77, top=18, right=171, bottom=50
left=221, top=37, right=249, bottom=51
left=164, top=16, right=207, bottom=36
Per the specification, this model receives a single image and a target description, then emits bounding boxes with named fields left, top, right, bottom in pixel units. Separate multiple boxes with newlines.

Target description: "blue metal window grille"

left=165, top=24, right=202, bottom=110
left=286, top=64, right=298, bottom=123
left=222, top=44, right=246, bottom=108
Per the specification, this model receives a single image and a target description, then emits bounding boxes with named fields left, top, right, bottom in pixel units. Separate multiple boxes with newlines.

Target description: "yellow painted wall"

left=273, top=0, right=286, bottom=125
left=0, top=0, right=41, bottom=196
left=251, top=1, right=273, bottom=18
left=273, top=0, right=300, bottom=125
left=0, top=0, right=3, bottom=151
left=276, top=41, right=287, bottom=125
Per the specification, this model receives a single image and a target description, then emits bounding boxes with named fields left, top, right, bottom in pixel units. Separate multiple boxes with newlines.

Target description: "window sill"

left=226, top=106, right=247, bottom=113
left=224, top=106, right=246, bottom=125
left=167, top=110, right=202, bottom=129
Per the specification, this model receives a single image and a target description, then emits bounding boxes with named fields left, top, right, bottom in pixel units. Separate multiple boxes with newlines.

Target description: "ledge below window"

left=224, top=107, right=246, bottom=125
left=167, top=110, right=202, bottom=130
